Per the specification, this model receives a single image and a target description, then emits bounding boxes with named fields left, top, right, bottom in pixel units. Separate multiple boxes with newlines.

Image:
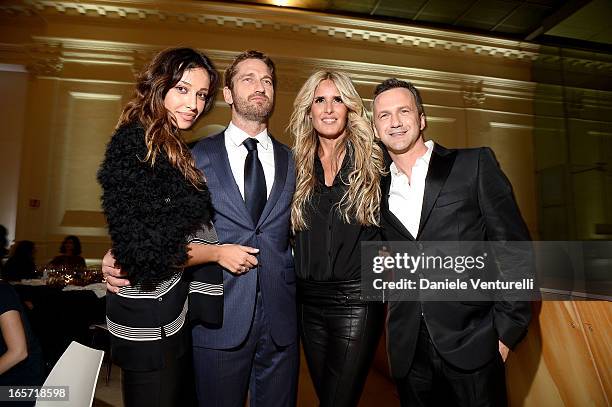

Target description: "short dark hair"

left=372, top=78, right=424, bottom=115
left=60, top=235, right=82, bottom=256
left=224, top=50, right=276, bottom=89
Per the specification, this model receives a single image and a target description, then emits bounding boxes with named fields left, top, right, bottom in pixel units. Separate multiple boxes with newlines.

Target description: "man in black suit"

left=372, top=78, right=532, bottom=406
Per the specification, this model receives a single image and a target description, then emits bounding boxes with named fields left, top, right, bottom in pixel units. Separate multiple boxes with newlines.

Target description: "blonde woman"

left=289, top=71, right=385, bottom=407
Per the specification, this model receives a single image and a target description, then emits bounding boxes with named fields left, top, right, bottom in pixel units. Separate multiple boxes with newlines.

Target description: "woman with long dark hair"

left=48, top=235, right=86, bottom=270
left=289, top=71, right=385, bottom=406
left=0, top=276, right=44, bottom=405
left=1, top=241, right=37, bottom=282
left=98, top=47, right=257, bottom=407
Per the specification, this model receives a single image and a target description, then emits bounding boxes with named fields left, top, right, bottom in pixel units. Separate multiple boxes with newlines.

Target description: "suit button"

left=417, top=243, right=423, bottom=250
left=256, top=228, right=262, bottom=235
left=158, top=297, right=163, bottom=302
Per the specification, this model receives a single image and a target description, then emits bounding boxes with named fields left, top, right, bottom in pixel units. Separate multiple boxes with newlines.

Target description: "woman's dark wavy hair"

left=2, top=240, right=36, bottom=281
left=10, top=240, right=35, bottom=260
left=59, top=235, right=82, bottom=256
left=117, top=47, right=219, bottom=187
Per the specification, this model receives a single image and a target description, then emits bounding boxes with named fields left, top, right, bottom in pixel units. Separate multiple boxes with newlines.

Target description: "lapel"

left=207, top=132, right=252, bottom=226
left=417, top=143, right=456, bottom=238
left=257, top=136, right=288, bottom=227
left=381, top=166, right=416, bottom=241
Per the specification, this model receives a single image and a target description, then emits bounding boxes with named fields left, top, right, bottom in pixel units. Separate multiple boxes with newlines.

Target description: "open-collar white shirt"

left=388, top=140, right=435, bottom=238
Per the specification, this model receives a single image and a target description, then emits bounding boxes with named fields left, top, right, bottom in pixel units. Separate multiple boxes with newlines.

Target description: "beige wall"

left=1, top=1, right=610, bottom=405
left=506, top=300, right=612, bottom=407
left=0, top=0, right=547, bottom=260
left=0, top=66, right=28, bottom=244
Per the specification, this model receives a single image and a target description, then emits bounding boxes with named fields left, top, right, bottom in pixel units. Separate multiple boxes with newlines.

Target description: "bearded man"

left=189, top=50, right=298, bottom=407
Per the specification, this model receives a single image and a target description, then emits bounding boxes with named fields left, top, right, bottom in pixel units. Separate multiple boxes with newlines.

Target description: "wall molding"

left=0, top=35, right=543, bottom=103
left=1, top=0, right=611, bottom=112
left=3, top=0, right=608, bottom=74
left=2, top=0, right=541, bottom=61
left=490, top=122, right=534, bottom=130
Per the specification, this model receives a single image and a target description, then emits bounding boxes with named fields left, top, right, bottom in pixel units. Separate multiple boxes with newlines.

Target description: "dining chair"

left=35, top=341, right=104, bottom=407
left=89, top=322, right=112, bottom=384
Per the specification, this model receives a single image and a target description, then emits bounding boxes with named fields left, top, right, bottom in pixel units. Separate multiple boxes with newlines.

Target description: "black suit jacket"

left=381, top=143, right=532, bottom=377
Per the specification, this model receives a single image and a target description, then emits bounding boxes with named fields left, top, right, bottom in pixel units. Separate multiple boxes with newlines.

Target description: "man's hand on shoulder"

left=102, top=249, right=130, bottom=293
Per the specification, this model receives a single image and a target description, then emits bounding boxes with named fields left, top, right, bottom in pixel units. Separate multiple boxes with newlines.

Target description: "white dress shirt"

left=224, top=121, right=275, bottom=199
left=388, top=140, right=434, bottom=238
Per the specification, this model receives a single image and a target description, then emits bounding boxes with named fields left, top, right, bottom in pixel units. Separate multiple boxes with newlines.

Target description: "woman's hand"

left=215, top=244, right=259, bottom=275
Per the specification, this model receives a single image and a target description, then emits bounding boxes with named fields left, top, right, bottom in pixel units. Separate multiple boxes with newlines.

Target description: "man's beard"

left=232, top=92, right=273, bottom=122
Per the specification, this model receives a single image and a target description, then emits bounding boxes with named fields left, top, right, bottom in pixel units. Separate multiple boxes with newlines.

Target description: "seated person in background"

left=0, top=225, right=7, bottom=276
left=0, top=225, right=7, bottom=263
left=1, top=241, right=37, bottom=282
left=0, top=278, right=44, bottom=395
left=48, top=235, right=86, bottom=270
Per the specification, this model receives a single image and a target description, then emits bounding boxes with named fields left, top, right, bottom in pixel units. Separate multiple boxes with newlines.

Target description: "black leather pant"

left=298, top=278, right=384, bottom=407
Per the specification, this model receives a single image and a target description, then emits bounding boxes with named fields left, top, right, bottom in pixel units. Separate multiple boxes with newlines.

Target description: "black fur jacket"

left=97, top=122, right=213, bottom=285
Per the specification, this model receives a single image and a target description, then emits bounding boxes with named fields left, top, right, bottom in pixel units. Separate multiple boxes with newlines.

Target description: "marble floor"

left=92, top=347, right=400, bottom=406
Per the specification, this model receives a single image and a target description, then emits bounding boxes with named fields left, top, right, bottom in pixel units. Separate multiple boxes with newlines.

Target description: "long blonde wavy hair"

left=289, top=71, right=384, bottom=232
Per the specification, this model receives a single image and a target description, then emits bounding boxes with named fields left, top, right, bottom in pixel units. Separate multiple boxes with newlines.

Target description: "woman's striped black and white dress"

left=106, top=224, right=223, bottom=371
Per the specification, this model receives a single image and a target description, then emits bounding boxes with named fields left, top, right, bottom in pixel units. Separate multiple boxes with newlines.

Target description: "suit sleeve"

left=477, top=147, right=533, bottom=348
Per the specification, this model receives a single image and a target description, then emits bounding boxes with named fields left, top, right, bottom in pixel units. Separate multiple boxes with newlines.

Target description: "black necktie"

left=243, top=138, right=267, bottom=224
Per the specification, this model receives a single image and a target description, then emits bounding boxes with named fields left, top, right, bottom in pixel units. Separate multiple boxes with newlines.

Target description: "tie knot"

left=243, top=138, right=259, bottom=152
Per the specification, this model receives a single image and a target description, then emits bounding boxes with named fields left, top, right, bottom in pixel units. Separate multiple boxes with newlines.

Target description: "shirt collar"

left=390, top=140, right=435, bottom=176
left=226, top=122, right=271, bottom=150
